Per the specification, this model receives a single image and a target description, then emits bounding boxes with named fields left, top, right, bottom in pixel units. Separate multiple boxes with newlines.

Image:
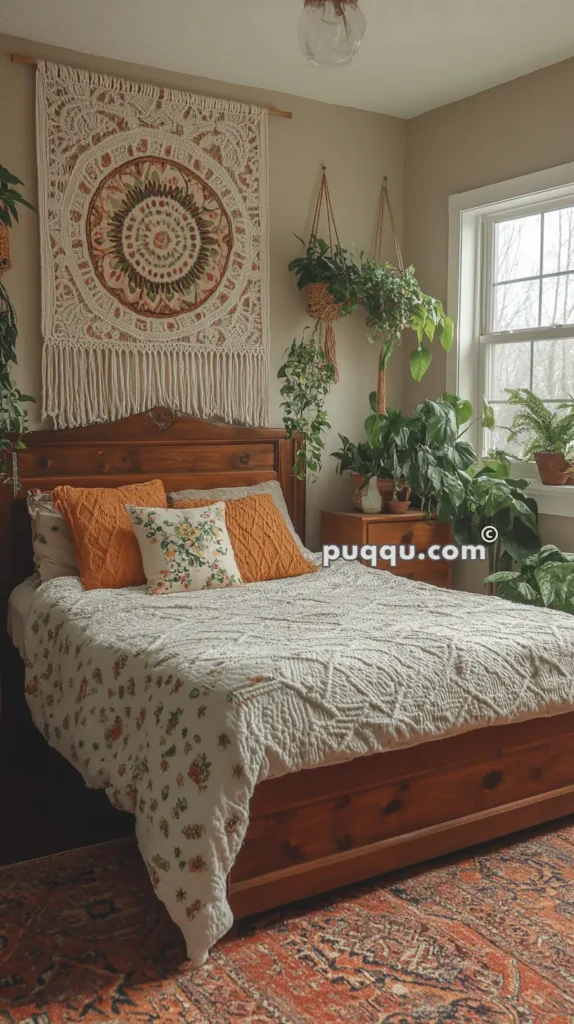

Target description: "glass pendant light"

left=298, top=0, right=367, bottom=67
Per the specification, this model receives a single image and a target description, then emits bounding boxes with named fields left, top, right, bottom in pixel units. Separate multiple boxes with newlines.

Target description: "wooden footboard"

left=229, top=711, right=574, bottom=917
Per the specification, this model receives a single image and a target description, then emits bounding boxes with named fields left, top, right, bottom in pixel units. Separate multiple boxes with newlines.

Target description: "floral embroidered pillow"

left=126, top=503, right=243, bottom=595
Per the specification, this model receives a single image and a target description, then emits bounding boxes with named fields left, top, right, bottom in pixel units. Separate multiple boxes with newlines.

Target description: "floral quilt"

left=22, top=561, right=574, bottom=964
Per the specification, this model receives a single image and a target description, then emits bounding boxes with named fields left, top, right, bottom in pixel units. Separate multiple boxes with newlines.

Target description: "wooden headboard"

left=0, top=407, right=305, bottom=626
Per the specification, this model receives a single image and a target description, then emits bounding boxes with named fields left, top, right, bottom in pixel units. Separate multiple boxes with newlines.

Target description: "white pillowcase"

left=169, top=480, right=314, bottom=558
left=127, top=503, right=243, bottom=595
left=27, top=491, right=79, bottom=582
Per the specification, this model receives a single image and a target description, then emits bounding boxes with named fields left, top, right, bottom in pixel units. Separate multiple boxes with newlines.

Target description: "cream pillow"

left=127, top=503, right=243, bottom=595
left=31, top=510, right=79, bottom=582
left=168, top=480, right=315, bottom=559
left=27, top=492, right=79, bottom=582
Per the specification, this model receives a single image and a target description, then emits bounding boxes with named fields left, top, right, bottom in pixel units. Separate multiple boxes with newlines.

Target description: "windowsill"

left=525, top=480, right=574, bottom=518
left=511, top=462, right=574, bottom=517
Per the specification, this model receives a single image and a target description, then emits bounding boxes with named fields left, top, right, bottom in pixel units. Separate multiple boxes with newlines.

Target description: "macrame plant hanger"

left=306, top=166, right=342, bottom=383
left=373, top=176, right=404, bottom=414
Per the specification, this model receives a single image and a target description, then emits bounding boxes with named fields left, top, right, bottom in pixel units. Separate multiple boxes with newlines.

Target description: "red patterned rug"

left=2, top=820, right=574, bottom=1023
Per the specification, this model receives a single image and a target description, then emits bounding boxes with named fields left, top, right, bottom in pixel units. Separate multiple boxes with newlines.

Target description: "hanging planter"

left=358, top=178, right=455, bottom=414
left=288, top=167, right=360, bottom=383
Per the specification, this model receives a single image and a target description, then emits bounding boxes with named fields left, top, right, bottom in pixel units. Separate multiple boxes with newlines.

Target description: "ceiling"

left=1, top=0, right=574, bottom=118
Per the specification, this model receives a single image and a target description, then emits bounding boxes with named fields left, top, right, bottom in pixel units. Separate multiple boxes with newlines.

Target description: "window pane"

left=493, top=279, right=539, bottom=331
left=487, top=341, right=531, bottom=400
left=532, top=337, right=574, bottom=399
left=543, top=206, right=574, bottom=275
left=541, top=274, right=574, bottom=326
left=483, top=403, right=522, bottom=456
left=494, top=214, right=541, bottom=282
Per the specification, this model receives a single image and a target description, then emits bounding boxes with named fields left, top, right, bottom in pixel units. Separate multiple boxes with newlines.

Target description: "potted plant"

left=505, top=388, right=574, bottom=485
left=485, top=545, right=574, bottom=612
left=363, top=399, right=413, bottom=512
left=0, top=164, right=35, bottom=486
left=331, top=434, right=390, bottom=513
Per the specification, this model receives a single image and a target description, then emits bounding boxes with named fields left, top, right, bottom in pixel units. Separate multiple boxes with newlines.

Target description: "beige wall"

left=0, top=32, right=406, bottom=550
left=403, top=57, right=574, bottom=581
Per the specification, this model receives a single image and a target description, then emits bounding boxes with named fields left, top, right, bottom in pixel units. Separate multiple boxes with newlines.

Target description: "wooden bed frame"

left=1, top=408, right=574, bottom=919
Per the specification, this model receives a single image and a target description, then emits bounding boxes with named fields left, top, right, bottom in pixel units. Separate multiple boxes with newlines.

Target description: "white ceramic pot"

left=351, top=474, right=383, bottom=514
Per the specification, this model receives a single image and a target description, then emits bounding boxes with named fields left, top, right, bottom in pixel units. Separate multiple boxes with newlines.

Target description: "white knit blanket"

left=23, top=562, right=574, bottom=964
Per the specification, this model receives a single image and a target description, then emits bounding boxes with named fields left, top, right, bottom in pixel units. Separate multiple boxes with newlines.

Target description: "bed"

left=2, top=407, right=574, bottom=964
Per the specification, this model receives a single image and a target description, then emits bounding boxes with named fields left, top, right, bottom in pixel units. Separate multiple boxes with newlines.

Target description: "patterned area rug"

left=2, top=821, right=574, bottom=1023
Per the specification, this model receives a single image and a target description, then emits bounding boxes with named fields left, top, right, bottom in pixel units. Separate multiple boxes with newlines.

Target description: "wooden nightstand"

left=321, top=510, right=453, bottom=588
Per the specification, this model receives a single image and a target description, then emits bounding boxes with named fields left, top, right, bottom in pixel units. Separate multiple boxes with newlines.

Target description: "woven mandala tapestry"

left=36, top=61, right=270, bottom=428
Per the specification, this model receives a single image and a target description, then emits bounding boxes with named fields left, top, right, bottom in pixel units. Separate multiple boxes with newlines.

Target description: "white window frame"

left=448, top=162, right=574, bottom=518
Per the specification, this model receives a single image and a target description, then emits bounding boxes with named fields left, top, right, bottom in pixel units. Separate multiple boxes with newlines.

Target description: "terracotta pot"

left=377, top=478, right=394, bottom=511
left=388, top=485, right=412, bottom=515
left=351, top=473, right=382, bottom=513
left=388, top=500, right=411, bottom=515
left=534, top=451, right=574, bottom=486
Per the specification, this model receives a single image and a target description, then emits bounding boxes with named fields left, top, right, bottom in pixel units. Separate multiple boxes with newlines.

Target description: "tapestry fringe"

left=42, top=343, right=270, bottom=430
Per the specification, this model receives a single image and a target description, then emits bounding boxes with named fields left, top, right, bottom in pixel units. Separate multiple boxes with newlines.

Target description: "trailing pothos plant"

left=485, top=545, right=574, bottom=614
left=0, top=284, right=34, bottom=483
left=288, top=238, right=454, bottom=385
left=0, top=164, right=35, bottom=485
left=344, top=258, right=455, bottom=384
left=278, top=325, right=335, bottom=480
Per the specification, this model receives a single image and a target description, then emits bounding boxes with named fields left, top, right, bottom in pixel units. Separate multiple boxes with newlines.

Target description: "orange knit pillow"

left=54, top=480, right=167, bottom=591
left=173, top=493, right=317, bottom=584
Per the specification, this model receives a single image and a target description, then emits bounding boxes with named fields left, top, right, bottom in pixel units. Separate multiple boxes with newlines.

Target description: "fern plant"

left=506, top=388, right=574, bottom=458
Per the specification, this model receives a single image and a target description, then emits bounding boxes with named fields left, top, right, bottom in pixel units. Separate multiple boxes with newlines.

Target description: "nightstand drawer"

left=320, top=510, right=454, bottom=589
left=367, top=519, right=451, bottom=551
left=367, top=519, right=452, bottom=584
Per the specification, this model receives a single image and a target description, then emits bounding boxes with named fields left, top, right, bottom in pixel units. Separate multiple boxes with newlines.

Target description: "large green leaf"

left=425, top=403, right=457, bottom=447
left=410, top=346, right=432, bottom=382
left=438, top=316, right=454, bottom=352
left=482, top=399, right=496, bottom=431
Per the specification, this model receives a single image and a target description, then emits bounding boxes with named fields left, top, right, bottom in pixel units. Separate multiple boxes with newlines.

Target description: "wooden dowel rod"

left=11, top=53, right=293, bottom=119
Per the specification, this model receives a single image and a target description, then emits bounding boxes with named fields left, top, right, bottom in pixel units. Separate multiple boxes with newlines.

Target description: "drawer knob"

left=239, top=453, right=250, bottom=466
left=483, top=770, right=503, bottom=790
left=401, top=530, right=414, bottom=545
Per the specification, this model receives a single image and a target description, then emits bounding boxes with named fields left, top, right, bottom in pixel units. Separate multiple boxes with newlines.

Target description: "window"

left=448, top=162, right=574, bottom=516
left=483, top=202, right=574, bottom=453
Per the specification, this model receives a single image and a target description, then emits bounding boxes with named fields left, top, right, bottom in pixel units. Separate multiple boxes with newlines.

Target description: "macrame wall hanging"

left=373, top=176, right=404, bottom=415
left=306, top=167, right=342, bottom=383
left=36, top=61, right=270, bottom=429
